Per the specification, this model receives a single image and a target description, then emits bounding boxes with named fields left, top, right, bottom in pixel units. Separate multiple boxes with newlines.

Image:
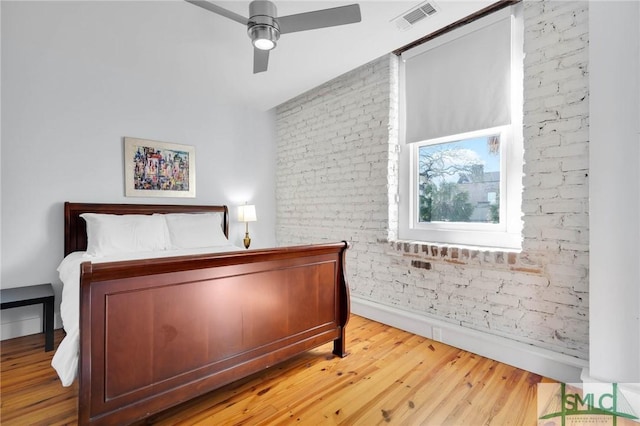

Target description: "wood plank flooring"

left=1, top=315, right=553, bottom=425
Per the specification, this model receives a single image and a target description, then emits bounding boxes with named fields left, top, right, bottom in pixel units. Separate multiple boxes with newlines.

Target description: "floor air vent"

left=393, top=1, right=438, bottom=31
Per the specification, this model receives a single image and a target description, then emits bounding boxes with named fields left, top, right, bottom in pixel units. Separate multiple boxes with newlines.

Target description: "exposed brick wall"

left=276, top=58, right=396, bottom=245
left=276, top=0, right=589, bottom=359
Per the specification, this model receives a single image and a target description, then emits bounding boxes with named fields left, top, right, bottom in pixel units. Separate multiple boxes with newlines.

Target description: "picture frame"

left=124, top=137, right=196, bottom=198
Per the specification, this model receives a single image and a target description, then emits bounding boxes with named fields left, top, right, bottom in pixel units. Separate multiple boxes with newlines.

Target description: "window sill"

left=397, top=227, right=522, bottom=252
left=389, top=239, right=542, bottom=274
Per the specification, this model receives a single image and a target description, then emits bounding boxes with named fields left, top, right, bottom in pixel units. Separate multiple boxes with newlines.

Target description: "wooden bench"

left=1, top=283, right=55, bottom=351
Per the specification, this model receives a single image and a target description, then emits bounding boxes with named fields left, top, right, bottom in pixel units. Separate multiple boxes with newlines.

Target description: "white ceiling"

left=181, top=0, right=494, bottom=110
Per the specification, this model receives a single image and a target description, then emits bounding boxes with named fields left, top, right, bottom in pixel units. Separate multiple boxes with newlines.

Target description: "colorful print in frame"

left=124, top=137, right=196, bottom=198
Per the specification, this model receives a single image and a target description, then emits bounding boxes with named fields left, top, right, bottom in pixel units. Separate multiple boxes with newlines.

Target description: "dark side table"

left=1, top=283, right=55, bottom=351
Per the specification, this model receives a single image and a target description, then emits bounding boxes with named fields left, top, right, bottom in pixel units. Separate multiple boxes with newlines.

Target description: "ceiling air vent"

left=393, top=1, right=439, bottom=31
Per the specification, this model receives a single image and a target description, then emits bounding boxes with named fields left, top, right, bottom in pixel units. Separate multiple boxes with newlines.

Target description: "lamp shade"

left=237, top=204, right=257, bottom=222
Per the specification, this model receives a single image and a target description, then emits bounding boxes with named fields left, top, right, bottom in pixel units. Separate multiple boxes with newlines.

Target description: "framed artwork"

left=124, top=137, right=196, bottom=198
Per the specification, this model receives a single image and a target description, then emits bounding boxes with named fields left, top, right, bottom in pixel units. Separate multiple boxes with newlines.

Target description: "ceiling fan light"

left=254, top=37, right=275, bottom=50
left=249, top=24, right=279, bottom=50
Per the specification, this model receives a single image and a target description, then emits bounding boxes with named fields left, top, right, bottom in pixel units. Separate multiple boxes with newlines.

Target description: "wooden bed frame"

left=64, top=202, right=350, bottom=425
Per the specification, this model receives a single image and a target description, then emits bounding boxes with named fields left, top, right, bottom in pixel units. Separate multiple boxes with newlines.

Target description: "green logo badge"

left=538, top=383, right=638, bottom=426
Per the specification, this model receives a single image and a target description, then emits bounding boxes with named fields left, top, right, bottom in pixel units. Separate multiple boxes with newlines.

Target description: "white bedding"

left=51, top=245, right=241, bottom=387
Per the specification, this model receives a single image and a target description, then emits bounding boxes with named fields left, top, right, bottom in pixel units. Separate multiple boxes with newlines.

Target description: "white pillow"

left=81, top=213, right=169, bottom=257
left=162, top=213, right=228, bottom=249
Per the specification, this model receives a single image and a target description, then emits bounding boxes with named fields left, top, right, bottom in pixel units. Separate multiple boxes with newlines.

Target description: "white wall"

left=1, top=1, right=277, bottom=338
left=588, top=1, right=640, bottom=384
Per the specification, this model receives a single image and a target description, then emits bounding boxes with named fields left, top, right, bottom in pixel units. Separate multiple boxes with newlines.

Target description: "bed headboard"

left=64, top=202, right=230, bottom=256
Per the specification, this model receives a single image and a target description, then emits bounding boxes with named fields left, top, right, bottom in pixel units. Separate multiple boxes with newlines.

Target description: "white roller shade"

left=403, top=13, right=512, bottom=143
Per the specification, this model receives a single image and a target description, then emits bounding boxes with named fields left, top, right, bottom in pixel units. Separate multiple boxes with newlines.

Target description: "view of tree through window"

left=418, top=135, right=501, bottom=224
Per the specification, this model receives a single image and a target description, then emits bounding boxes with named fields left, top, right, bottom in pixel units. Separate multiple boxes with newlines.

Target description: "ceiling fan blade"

left=277, top=4, right=361, bottom=35
left=254, top=48, right=270, bottom=74
left=184, top=0, right=249, bottom=25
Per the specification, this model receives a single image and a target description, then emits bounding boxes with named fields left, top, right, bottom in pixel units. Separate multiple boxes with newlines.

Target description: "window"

left=416, top=127, right=504, bottom=225
left=398, top=4, right=523, bottom=249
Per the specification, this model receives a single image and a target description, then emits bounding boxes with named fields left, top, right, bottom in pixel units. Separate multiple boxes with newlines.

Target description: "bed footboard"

left=78, top=242, right=350, bottom=425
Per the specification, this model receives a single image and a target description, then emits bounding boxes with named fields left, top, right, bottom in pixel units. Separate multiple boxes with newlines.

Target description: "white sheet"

left=51, top=245, right=241, bottom=387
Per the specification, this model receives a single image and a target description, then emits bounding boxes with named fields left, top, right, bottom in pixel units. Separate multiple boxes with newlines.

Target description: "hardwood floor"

left=1, top=315, right=553, bottom=425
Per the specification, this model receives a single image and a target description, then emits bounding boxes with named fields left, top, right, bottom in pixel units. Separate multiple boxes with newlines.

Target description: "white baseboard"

left=351, top=296, right=588, bottom=384
left=1, top=311, right=62, bottom=341
left=1, top=316, right=42, bottom=340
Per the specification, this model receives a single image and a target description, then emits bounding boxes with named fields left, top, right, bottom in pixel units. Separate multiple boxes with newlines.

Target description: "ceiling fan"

left=185, top=0, right=362, bottom=74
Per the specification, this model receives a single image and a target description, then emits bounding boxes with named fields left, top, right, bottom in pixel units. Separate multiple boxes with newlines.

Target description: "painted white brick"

left=470, top=277, right=503, bottom=292
left=500, top=283, right=540, bottom=299
left=526, top=82, right=561, bottom=100
left=526, top=30, right=561, bottom=51
left=544, top=143, right=588, bottom=158
left=541, top=227, right=581, bottom=242
left=540, top=200, right=585, bottom=214
left=512, top=273, right=550, bottom=287
left=558, top=50, right=588, bottom=70
left=558, top=185, right=589, bottom=200
left=564, top=170, right=590, bottom=185
left=523, top=187, right=559, bottom=200
left=486, top=293, right=521, bottom=308
left=523, top=158, right=562, bottom=174
left=557, top=304, right=588, bottom=321
left=561, top=78, right=589, bottom=95
left=276, top=1, right=589, bottom=361
left=541, top=289, right=585, bottom=306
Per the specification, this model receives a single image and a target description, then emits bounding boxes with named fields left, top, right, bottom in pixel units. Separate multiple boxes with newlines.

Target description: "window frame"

left=397, top=4, right=523, bottom=250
